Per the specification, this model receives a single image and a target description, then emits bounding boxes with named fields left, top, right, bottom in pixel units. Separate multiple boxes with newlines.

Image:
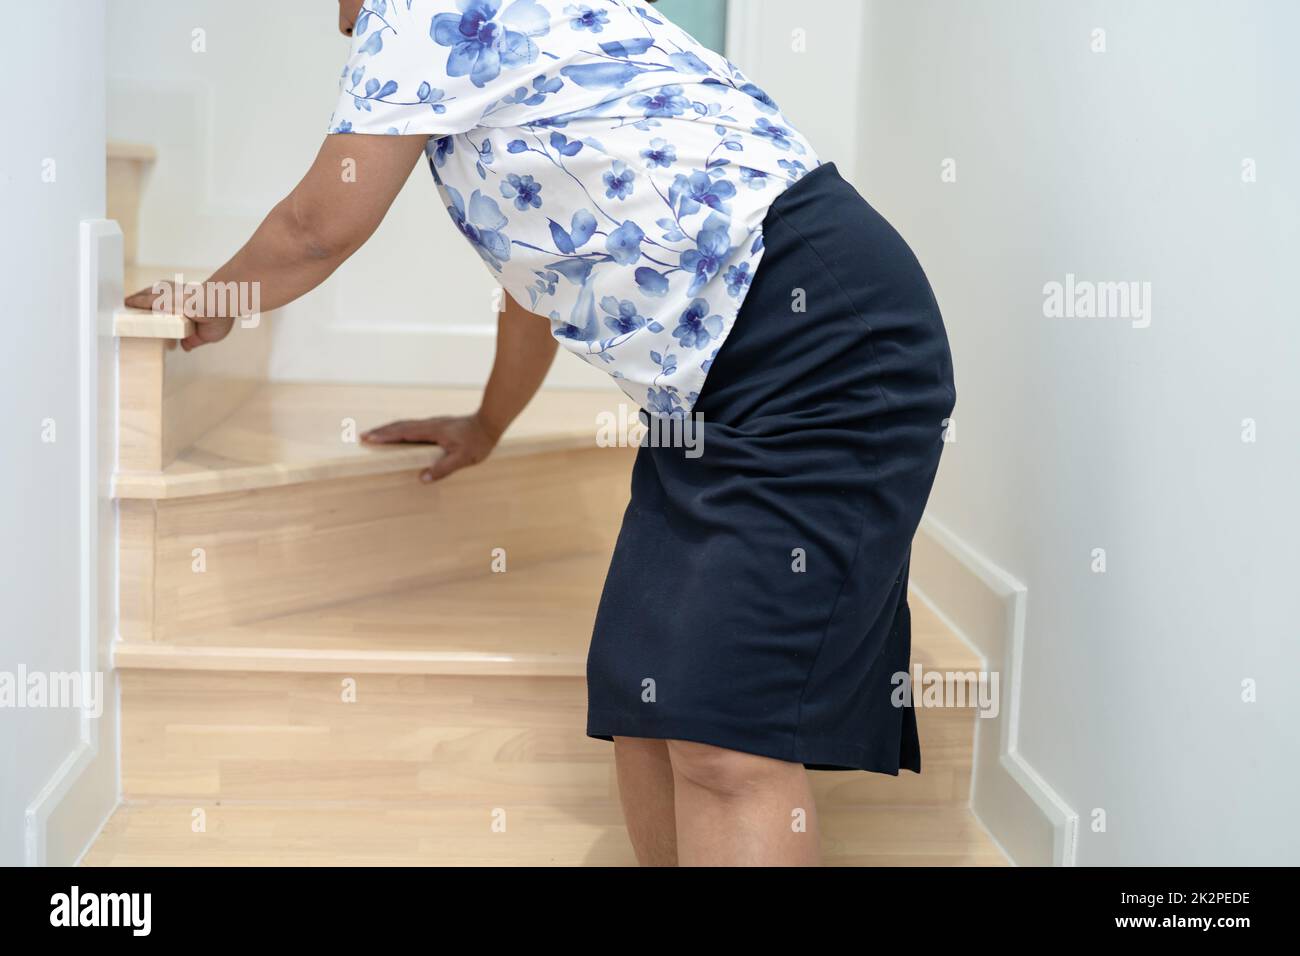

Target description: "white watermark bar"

left=596, top=404, right=706, bottom=459
left=891, top=665, right=1000, bottom=718
left=1043, top=273, right=1152, bottom=329
left=151, top=274, right=262, bottom=328
left=0, top=667, right=104, bottom=718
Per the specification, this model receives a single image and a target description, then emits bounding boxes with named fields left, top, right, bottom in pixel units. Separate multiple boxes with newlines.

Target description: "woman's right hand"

left=124, top=282, right=236, bottom=352
left=361, top=413, right=502, bottom=483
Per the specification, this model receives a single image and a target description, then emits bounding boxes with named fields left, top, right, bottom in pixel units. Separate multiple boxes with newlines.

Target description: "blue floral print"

left=630, top=85, right=690, bottom=119
left=501, top=172, right=543, bottom=210
left=680, top=215, right=732, bottom=295
left=329, top=0, right=819, bottom=418
left=430, top=0, right=551, bottom=88
left=565, top=4, right=609, bottom=33
left=673, top=298, right=724, bottom=351
left=641, top=138, right=676, bottom=169
left=446, top=185, right=512, bottom=270
left=646, top=386, right=683, bottom=418
left=601, top=296, right=648, bottom=335
left=428, top=135, right=455, bottom=169
left=670, top=171, right=735, bottom=218
left=603, top=161, right=635, bottom=200
left=752, top=116, right=807, bottom=154
left=780, top=158, right=809, bottom=181
left=605, top=220, right=645, bottom=266
left=724, top=262, right=752, bottom=299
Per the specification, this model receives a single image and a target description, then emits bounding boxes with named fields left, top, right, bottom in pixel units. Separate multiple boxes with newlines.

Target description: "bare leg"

left=668, top=740, right=821, bottom=866
left=613, top=736, right=678, bottom=866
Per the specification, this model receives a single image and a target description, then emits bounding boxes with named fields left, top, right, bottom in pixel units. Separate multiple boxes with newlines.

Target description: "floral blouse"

left=329, top=0, right=819, bottom=418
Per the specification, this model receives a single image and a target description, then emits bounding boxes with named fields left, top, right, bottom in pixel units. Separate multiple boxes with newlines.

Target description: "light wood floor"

left=103, top=549, right=999, bottom=864
left=116, top=550, right=982, bottom=676
left=83, top=802, right=1007, bottom=867
left=116, top=382, right=634, bottom=499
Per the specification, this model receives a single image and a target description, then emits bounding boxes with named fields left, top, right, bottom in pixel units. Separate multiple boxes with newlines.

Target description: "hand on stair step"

left=361, top=414, right=500, bottom=483
left=124, top=282, right=235, bottom=352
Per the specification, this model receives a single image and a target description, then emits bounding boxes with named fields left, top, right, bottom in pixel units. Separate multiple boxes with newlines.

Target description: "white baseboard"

left=26, top=221, right=124, bottom=866
left=910, top=514, right=1078, bottom=866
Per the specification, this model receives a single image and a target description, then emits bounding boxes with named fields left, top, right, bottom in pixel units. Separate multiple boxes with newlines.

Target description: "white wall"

left=857, top=0, right=1300, bottom=864
left=0, top=0, right=115, bottom=866
left=727, top=0, right=868, bottom=189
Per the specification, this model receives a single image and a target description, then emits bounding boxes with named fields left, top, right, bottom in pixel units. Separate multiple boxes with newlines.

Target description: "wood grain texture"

left=151, top=272, right=272, bottom=469
left=120, top=549, right=981, bottom=678
left=113, top=383, right=639, bottom=500
left=99, top=346, right=996, bottom=864
left=145, top=446, right=633, bottom=640
left=117, top=337, right=165, bottom=473
left=911, top=597, right=983, bottom=673
left=118, top=499, right=157, bottom=643
left=82, top=802, right=1006, bottom=866
left=106, top=589, right=993, bottom=861
left=116, top=650, right=978, bottom=810
left=118, top=265, right=273, bottom=466
left=119, top=551, right=611, bottom=673
left=106, top=144, right=153, bottom=266
left=113, top=308, right=194, bottom=340
left=119, top=670, right=610, bottom=804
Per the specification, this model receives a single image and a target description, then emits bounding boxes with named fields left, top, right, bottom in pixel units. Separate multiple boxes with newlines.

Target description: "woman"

left=128, top=0, right=956, bottom=866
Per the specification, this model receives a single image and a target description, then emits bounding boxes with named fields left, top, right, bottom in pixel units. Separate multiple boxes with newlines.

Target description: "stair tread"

left=114, top=266, right=217, bottom=339
left=115, top=381, right=631, bottom=500
left=113, top=307, right=195, bottom=340
left=115, top=552, right=983, bottom=675
left=108, top=140, right=158, bottom=162
left=82, top=801, right=1007, bottom=866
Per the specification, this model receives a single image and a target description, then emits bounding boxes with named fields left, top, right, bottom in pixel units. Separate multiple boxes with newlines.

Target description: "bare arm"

left=126, top=121, right=557, bottom=482
left=125, top=133, right=428, bottom=351
left=476, top=294, right=560, bottom=441
left=362, top=294, right=558, bottom=482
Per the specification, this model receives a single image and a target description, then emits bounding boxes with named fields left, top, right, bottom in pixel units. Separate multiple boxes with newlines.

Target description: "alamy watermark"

left=150, top=274, right=262, bottom=328
left=0, top=667, right=104, bottom=718
left=892, top=665, right=999, bottom=718
left=596, top=403, right=705, bottom=459
left=50, top=886, right=150, bottom=936
left=1043, top=273, right=1151, bottom=328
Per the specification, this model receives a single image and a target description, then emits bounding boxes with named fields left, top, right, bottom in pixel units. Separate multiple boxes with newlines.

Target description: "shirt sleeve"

left=327, top=0, right=554, bottom=138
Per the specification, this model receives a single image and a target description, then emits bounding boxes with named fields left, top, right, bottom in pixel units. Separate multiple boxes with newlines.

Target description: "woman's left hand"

left=361, top=414, right=502, bottom=483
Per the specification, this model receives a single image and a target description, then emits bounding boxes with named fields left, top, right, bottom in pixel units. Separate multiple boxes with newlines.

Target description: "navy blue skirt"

left=586, top=162, right=956, bottom=773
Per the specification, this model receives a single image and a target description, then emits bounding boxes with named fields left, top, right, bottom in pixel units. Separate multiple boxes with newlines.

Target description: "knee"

left=667, top=740, right=787, bottom=797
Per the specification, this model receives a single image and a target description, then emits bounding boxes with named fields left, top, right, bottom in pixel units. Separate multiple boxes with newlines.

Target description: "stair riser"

left=115, top=295, right=271, bottom=476
left=107, top=152, right=147, bottom=266
left=160, top=319, right=270, bottom=466
left=130, top=446, right=632, bottom=642
left=120, top=670, right=975, bottom=808
left=118, top=338, right=165, bottom=472
left=84, top=802, right=1006, bottom=867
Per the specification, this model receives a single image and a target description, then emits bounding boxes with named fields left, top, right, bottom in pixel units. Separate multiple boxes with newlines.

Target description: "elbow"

left=279, top=196, right=360, bottom=264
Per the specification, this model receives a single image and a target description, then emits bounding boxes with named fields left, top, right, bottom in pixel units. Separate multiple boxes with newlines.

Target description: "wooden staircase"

left=84, top=146, right=1006, bottom=866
